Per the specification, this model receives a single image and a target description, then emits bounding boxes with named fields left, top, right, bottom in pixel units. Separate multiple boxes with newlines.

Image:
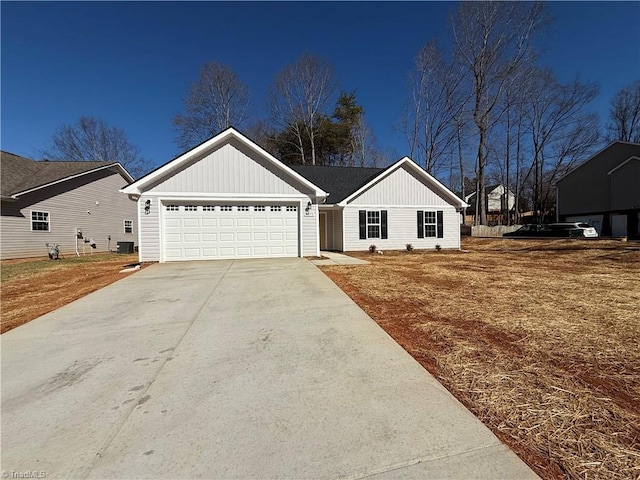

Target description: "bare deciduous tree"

left=606, top=80, right=640, bottom=143
left=172, top=62, right=250, bottom=150
left=269, top=54, right=336, bottom=165
left=452, top=1, right=548, bottom=225
left=520, top=68, right=599, bottom=221
left=402, top=40, right=461, bottom=175
left=42, top=116, right=150, bottom=179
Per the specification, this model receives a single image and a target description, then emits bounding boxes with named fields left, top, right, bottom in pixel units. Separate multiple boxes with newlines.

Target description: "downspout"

left=555, top=185, right=559, bottom=223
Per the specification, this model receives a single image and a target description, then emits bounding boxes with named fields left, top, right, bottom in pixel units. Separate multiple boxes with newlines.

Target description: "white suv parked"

left=548, top=222, right=599, bottom=238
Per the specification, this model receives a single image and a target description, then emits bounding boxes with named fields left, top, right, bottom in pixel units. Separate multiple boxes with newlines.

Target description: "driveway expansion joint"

left=83, top=261, right=234, bottom=478
left=345, top=443, right=504, bottom=480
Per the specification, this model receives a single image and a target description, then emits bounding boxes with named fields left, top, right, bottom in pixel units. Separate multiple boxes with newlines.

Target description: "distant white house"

left=464, top=184, right=516, bottom=214
left=121, top=128, right=468, bottom=262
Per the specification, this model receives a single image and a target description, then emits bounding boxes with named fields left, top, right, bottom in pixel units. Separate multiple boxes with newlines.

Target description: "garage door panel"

left=269, top=218, right=284, bottom=227
left=165, top=218, right=181, bottom=228
left=183, top=219, right=199, bottom=228
left=162, top=203, right=299, bottom=261
left=183, top=233, right=199, bottom=243
left=253, top=218, right=267, bottom=227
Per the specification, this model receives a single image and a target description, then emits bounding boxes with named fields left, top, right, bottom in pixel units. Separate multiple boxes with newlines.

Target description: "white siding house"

left=121, top=128, right=327, bottom=262
left=292, top=157, right=467, bottom=253
left=123, top=129, right=467, bottom=262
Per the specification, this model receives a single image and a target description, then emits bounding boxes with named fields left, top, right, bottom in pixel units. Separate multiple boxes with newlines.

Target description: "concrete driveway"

left=1, top=259, right=537, bottom=479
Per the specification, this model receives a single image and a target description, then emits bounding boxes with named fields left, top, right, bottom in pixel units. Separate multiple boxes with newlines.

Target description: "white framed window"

left=238, top=206, right=249, bottom=212
left=184, top=205, right=197, bottom=212
left=166, top=204, right=179, bottom=211
left=202, top=205, right=215, bottom=211
left=31, top=211, right=50, bottom=231
left=270, top=206, right=282, bottom=212
left=367, top=211, right=380, bottom=238
left=286, top=205, right=297, bottom=212
left=220, top=205, right=232, bottom=212
left=254, top=206, right=266, bottom=212
left=417, top=210, right=443, bottom=239
left=359, top=210, right=388, bottom=240
left=124, top=220, right=133, bottom=234
left=424, top=211, right=436, bottom=237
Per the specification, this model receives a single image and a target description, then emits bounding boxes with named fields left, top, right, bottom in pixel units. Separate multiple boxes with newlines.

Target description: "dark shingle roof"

left=289, top=164, right=386, bottom=203
left=1, top=151, right=114, bottom=197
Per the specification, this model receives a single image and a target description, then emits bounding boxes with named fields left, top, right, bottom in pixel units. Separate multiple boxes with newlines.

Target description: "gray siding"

left=350, top=165, right=451, bottom=206
left=611, top=160, right=640, bottom=210
left=147, top=140, right=313, bottom=196
left=138, top=194, right=161, bottom=262
left=557, top=142, right=640, bottom=215
left=342, top=206, right=460, bottom=251
left=1, top=170, right=137, bottom=260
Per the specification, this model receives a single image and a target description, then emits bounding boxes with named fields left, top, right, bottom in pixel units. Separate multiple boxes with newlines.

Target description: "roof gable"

left=340, top=157, right=467, bottom=208
left=556, top=141, right=640, bottom=184
left=122, top=128, right=326, bottom=198
left=1, top=151, right=133, bottom=198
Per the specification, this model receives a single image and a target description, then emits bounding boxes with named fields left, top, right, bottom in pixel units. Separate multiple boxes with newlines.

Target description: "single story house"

left=556, top=141, right=640, bottom=237
left=1, top=151, right=137, bottom=260
left=121, top=128, right=467, bottom=262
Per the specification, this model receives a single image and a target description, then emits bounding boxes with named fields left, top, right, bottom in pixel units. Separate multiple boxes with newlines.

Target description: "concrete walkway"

left=312, top=251, right=370, bottom=265
left=1, top=259, right=538, bottom=479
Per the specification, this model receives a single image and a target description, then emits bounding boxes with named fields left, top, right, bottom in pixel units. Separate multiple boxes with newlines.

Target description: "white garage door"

left=163, top=203, right=299, bottom=261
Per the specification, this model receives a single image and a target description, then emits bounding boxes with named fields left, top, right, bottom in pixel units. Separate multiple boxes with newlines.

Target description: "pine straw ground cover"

left=320, top=238, right=640, bottom=480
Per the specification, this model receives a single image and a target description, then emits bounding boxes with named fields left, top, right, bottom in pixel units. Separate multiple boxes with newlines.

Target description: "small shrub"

left=369, top=244, right=377, bottom=253
left=435, top=244, right=442, bottom=251
left=406, top=243, right=414, bottom=252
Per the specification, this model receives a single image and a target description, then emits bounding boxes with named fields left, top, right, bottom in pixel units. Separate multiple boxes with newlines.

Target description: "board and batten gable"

left=146, top=139, right=313, bottom=197
left=348, top=164, right=452, bottom=207
left=1, top=169, right=137, bottom=259
left=341, top=162, right=462, bottom=251
left=130, top=129, right=326, bottom=262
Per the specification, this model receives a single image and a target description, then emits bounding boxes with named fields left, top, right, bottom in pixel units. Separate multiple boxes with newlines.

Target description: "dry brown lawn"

left=321, top=238, right=640, bottom=480
left=1, top=253, right=144, bottom=333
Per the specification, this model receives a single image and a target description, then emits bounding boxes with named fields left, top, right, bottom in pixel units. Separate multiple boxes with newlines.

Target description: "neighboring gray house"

left=121, top=128, right=467, bottom=262
left=1, top=151, right=137, bottom=259
left=556, top=141, right=640, bottom=238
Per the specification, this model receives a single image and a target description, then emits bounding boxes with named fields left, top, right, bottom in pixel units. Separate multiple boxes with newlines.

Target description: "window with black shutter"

left=417, top=210, right=443, bottom=238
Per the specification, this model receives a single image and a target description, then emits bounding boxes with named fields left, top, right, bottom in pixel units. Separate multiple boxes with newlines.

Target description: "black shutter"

left=381, top=210, right=388, bottom=239
left=437, top=210, right=444, bottom=238
left=359, top=210, right=367, bottom=239
left=417, top=211, right=424, bottom=238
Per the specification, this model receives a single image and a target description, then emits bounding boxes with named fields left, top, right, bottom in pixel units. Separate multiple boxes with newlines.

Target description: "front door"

left=319, top=212, right=327, bottom=250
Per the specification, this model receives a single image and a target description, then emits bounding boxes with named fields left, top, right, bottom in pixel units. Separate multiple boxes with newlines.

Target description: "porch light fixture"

left=144, top=199, right=151, bottom=215
left=306, top=201, right=312, bottom=213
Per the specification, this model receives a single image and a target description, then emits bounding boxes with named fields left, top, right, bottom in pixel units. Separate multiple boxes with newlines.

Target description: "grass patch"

left=321, top=238, right=640, bottom=480
left=1, top=253, right=143, bottom=333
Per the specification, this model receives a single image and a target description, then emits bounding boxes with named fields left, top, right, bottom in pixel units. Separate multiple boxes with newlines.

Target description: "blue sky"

left=2, top=1, right=639, bottom=171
